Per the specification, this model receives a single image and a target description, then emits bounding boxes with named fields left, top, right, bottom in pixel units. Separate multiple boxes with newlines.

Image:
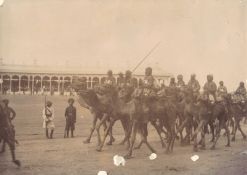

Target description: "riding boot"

left=50, top=129, right=54, bottom=139
left=46, top=129, right=49, bottom=139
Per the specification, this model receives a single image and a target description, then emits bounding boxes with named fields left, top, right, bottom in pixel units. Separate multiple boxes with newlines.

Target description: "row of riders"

left=1, top=67, right=246, bottom=166
left=73, top=67, right=247, bottom=159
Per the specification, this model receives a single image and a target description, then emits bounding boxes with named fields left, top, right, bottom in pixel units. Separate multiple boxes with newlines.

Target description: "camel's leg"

left=231, top=119, right=238, bottom=141
left=237, top=120, right=247, bottom=139
left=0, top=140, right=6, bottom=153
left=199, top=127, right=206, bottom=150
left=141, top=123, right=156, bottom=153
left=193, top=132, right=198, bottom=152
left=151, top=120, right=166, bottom=148
left=107, top=120, right=116, bottom=145
left=119, top=118, right=130, bottom=145
left=170, top=124, right=176, bottom=152
left=211, top=121, right=223, bottom=150
left=83, top=114, right=97, bottom=144
left=97, top=118, right=115, bottom=151
left=124, top=121, right=138, bottom=159
left=96, top=114, right=108, bottom=146
left=224, top=122, right=231, bottom=147
left=165, top=125, right=172, bottom=153
left=209, top=122, right=215, bottom=142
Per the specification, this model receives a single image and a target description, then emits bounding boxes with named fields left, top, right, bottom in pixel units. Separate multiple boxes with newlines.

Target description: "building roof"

left=0, top=64, right=172, bottom=77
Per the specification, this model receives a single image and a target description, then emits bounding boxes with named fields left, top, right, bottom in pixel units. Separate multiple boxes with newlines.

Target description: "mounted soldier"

left=142, top=67, right=157, bottom=97
left=217, top=81, right=227, bottom=100
left=203, top=74, right=217, bottom=102
left=117, top=72, right=125, bottom=89
left=187, top=74, right=200, bottom=102
left=235, top=82, right=247, bottom=100
left=176, top=74, right=185, bottom=89
left=121, top=70, right=135, bottom=101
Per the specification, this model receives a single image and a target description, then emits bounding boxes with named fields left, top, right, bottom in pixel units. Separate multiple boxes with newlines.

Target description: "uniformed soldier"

left=143, top=67, right=157, bottom=97
left=169, top=77, right=176, bottom=88
left=217, top=81, right=227, bottom=98
left=143, top=67, right=155, bottom=89
left=64, top=98, right=76, bottom=138
left=235, top=82, right=247, bottom=99
left=187, top=74, right=201, bottom=100
left=176, top=74, right=185, bottom=89
left=203, top=74, right=217, bottom=101
left=42, top=101, right=55, bottom=139
left=123, top=70, right=135, bottom=101
left=2, top=99, right=16, bottom=123
left=104, top=70, right=116, bottom=87
left=117, top=72, right=125, bottom=89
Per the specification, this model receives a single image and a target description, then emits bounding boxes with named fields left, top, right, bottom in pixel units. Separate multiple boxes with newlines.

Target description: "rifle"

left=132, top=41, right=161, bottom=73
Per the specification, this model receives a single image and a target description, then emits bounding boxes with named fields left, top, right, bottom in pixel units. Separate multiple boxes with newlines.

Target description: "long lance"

left=131, top=41, right=161, bottom=73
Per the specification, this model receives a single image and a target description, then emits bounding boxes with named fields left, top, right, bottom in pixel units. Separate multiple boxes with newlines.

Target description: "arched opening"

left=92, top=77, right=99, bottom=88
left=2, top=75, right=10, bottom=94
left=42, top=76, right=50, bottom=92
left=20, top=75, right=28, bottom=93
left=51, top=76, right=58, bottom=95
left=64, top=77, right=71, bottom=92
left=101, top=77, right=106, bottom=84
left=87, top=77, right=91, bottom=89
left=33, top=76, right=41, bottom=94
left=78, top=77, right=87, bottom=90
left=11, top=75, right=19, bottom=93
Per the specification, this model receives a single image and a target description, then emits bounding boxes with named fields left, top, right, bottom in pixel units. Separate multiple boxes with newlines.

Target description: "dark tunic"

left=65, top=106, right=76, bottom=130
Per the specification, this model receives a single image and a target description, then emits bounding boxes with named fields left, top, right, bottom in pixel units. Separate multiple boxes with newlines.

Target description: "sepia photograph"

left=0, top=0, right=247, bottom=174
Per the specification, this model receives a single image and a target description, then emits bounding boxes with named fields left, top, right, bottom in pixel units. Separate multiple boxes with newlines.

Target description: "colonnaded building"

left=0, top=59, right=172, bottom=95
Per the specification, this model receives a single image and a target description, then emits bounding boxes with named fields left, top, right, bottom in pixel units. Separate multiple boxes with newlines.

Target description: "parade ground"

left=0, top=95, right=247, bottom=175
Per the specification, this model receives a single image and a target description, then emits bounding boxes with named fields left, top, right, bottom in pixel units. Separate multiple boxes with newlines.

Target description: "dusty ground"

left=0, top=95, right=247, bottom=175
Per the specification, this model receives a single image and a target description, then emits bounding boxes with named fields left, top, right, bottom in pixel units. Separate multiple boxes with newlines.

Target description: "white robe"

left=42, top=107, right=55, bottom=129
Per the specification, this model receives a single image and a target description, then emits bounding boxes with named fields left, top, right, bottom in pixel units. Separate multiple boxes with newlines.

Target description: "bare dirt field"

left=0, top=95, right=247, bottom=175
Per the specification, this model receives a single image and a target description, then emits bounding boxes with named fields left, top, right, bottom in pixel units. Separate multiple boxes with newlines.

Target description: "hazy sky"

left=0, top=0, right=246, bottom=90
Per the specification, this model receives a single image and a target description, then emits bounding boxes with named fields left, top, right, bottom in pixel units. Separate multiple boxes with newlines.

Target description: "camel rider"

left=235, top=82, right=247, bottom=101
left=117, top=72, right=125, bottom=89
left=187, top=74, right=200, bottom=101
left=122, top=70, right=135, bottom=101
left=169, top=77, right=176, bottom=88
left=104, top=70, right=116, bottom=87
left=143, top=67, right=157, bottom=97
left=168, top=77, right=178, bottom=103
left=203, top=74, right=217, bottom=102
left=217, top=81, right=227, bottom=99
left=176, top=74, right=185, bottom=89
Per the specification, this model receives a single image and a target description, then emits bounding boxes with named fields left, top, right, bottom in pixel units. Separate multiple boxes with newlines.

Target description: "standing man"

left=42, top=101, right=55, bottom=139
left=2, top=99, right=16, bottom=123
left=203, top=74, right=217, bottom=101
left=187, top=74, right=201, bottom=101
left=64, top=98, right=76, bottom=138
